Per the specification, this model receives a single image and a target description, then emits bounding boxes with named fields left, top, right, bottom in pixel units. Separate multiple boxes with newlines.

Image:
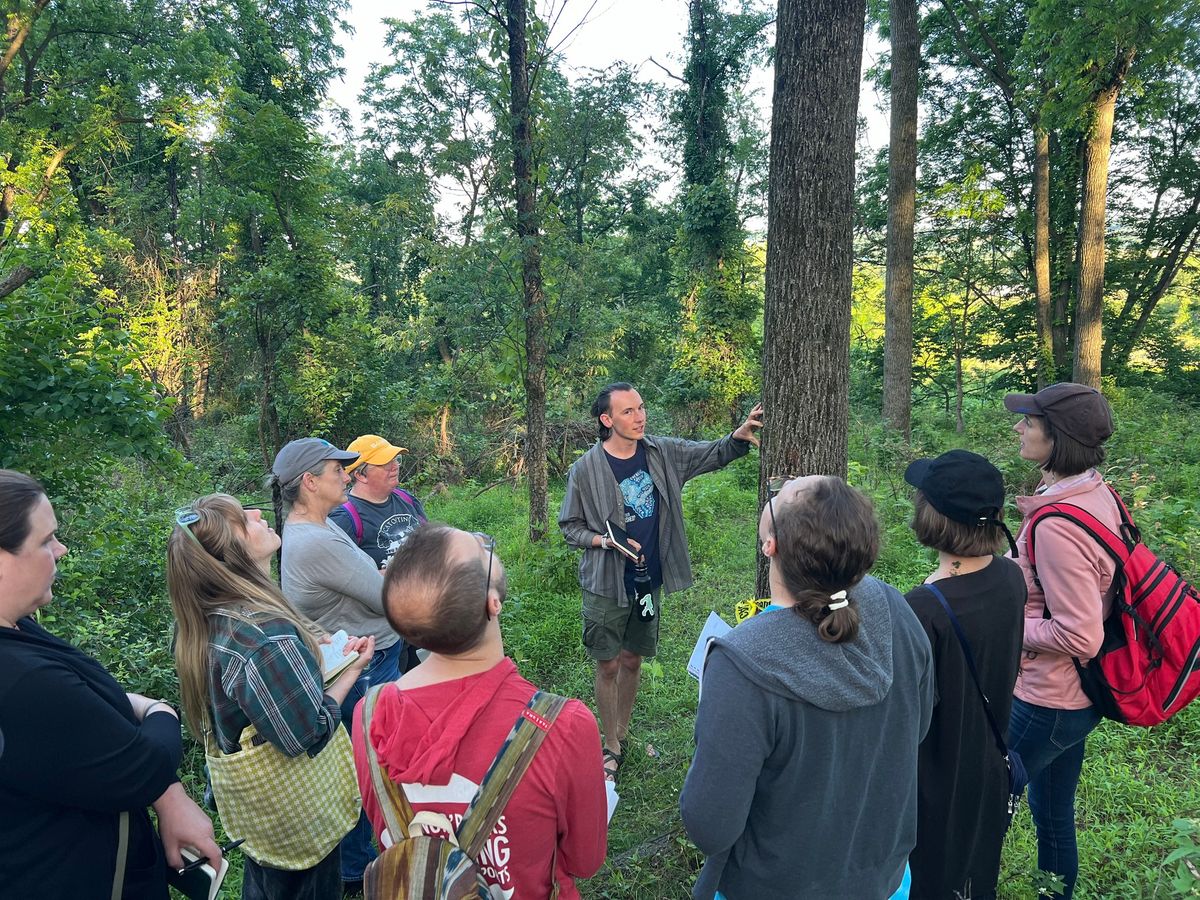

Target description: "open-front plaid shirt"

left=207, top=610, right=342, bottom=758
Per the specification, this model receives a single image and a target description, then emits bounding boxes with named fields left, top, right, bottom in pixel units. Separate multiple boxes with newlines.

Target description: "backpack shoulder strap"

left=924, top=582, right=1010, bottom=757
left=362, top=684, right=416, bottom=844
left=341, top=500, right=365, bottom=544
left=1026, top=500, right=1132, bottom=573
left=391, top=487, right=427, bottom=523
left=456, top=691, right=569, bottom=861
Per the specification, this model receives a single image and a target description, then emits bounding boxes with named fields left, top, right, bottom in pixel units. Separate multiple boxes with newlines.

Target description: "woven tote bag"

left=206, top=724, right=361, bottom=870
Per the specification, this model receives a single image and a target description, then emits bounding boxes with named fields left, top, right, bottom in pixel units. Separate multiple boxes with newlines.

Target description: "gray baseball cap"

left=272, top=438, right=359, bottom=485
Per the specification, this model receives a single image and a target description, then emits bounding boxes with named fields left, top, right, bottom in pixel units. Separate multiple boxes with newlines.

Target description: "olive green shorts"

left=581, top=589, right=661, bottom=661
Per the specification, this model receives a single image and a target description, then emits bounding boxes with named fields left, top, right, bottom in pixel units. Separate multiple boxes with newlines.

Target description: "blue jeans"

left=337, top=639, right=405, bottom=882
left=1008, top=698, right=1101, bottom=899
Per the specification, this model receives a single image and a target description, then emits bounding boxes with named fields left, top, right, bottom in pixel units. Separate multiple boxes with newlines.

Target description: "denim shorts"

left=581, top=589, right=661, bottom=660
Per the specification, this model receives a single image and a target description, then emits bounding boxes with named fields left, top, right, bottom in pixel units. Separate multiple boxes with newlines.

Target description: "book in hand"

left=320, top=629, right=359, bottom=684
left=604, top=520, right=641, bottom=562
left=167, top=847, right=229, bottom=900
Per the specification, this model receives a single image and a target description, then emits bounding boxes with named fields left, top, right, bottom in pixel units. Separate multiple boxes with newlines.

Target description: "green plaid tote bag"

left=205, top=724, right=361, bottom=870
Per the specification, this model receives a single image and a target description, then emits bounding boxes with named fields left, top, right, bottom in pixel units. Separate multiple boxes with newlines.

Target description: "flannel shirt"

left=208, top=611, right=343, bottom=758
left=558, top=432, right=751, bottom=605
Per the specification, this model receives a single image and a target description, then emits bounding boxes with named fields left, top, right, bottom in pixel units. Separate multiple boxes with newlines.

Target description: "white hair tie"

left=826, top=589, right=849, bottom=611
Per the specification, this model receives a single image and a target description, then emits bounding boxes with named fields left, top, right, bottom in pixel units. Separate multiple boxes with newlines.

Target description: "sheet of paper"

left=606, top=780, right=619, bottom=823
left=687, top=611, right=732, bottom=681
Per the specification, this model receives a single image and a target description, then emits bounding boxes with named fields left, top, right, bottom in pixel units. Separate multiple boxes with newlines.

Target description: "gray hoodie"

left=679, top=575, right=934, bottom=900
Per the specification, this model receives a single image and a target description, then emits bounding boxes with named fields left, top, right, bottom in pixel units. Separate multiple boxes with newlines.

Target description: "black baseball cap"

left=904, top=450, right=1006, bottom=526
left=1003, top=383, right=1113, bottom=448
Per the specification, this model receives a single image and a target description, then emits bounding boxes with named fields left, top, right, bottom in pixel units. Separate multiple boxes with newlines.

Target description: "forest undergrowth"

left=43, top=385, right=1200, bottom=899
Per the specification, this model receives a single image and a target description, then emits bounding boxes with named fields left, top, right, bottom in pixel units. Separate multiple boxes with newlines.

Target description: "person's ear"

left=487, top=588, right=503, bottom=618
left=599, top=411, right=613, bottom=428
left=761, top=535, right=776, bottom=558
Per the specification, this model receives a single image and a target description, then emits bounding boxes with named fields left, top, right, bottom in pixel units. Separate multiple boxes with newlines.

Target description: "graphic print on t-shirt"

left=377, top=512, right=421, bottom=564
left=619, top=471, right=656, bottom=522
left=380, top=774, right=516, bottom=900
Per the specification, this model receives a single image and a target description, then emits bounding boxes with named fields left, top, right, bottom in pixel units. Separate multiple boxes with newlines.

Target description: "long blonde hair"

left=166, top=493, right=321, bottom=740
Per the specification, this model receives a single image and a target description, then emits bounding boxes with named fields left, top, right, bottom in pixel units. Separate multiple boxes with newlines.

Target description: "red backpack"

left=1027, top=485, right=1200, bottom=727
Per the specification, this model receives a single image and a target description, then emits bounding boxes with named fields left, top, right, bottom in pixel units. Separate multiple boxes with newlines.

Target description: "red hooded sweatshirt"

left=352, top=658, right=607, bottom=899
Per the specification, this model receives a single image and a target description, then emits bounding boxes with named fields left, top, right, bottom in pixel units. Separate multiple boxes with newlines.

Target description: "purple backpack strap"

left=341, top=501, right=364, bottom=544
left=392, top=487, right=427, bottom=523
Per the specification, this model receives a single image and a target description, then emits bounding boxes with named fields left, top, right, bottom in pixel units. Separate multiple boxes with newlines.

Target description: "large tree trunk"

left=1051, top=132, right=1079, bottom=368
left=881, top=0, right=918, bottom=437
left=757, top=0, right=865, bottom=596
left=504, top=0, right=549, bottom=542
left=1071, top=84, right=1119, bottom=388
left=1033, top=127, right=1054, bottom=388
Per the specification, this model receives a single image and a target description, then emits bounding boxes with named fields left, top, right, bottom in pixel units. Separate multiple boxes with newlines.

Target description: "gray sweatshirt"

left=557, top=433, right=750, bottom=605
left=679, top=576, right=934, bottom=900
left=279, top=519, right=398, bottom=649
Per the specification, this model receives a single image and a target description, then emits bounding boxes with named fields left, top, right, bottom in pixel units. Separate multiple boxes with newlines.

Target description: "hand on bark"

left=733, top=403, right=764, bottom=446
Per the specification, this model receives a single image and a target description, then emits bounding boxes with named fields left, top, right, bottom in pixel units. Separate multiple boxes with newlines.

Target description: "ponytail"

left=790, top=589, right=861, bottom=644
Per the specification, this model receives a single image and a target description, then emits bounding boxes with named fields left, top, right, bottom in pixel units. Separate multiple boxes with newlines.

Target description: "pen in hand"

left=179, top=838, right=244, bottom=872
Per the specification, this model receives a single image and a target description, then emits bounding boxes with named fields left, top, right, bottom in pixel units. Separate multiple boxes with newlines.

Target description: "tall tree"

left=759, top=0, right=866, bottom=595
left=1069, top=49, right=1135, bottom=387
left=503, top=0, right=551, bottom=541
left=882, top=0, right=919, bottom=435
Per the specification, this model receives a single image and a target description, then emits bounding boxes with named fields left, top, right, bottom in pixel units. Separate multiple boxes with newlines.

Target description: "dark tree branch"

left=647, top=56, right=685, bottom=82
left=0, top=0, right=51, bottom=87
left=0, top=263, right=35, bottom=299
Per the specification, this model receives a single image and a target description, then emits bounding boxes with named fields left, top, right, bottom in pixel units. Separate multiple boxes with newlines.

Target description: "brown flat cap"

left=1003, top=383, right=1113, bottom=447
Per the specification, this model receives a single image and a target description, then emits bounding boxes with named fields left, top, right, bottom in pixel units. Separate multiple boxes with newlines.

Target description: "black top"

left=905, top=557, right=1027, bottom=900
left=603, top=443, right=662, bottom=597
left=329, top=487, right=428, bottom=567
left=0, top=617, right=181, bottom=899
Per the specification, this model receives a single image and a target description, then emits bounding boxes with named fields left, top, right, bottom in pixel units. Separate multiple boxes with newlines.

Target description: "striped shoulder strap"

left=457, top=691, right=568, bottom=860
left=362, top=684, right=416, bottom=842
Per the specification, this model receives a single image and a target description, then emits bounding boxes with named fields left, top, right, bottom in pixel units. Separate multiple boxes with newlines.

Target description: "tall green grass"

left=43, top=384, right=1200, bottom=898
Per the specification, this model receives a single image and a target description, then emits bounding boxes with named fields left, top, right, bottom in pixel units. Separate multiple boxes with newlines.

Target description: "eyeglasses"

left=763, top=475, right=799, bottom=546
left=473, top=533, right=496, bottom=621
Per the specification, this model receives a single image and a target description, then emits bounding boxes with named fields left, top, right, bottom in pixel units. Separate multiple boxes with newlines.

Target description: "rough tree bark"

left=1072, top=50, right=1134, bottom=387
left=757, top=0, right=865, bottom=596
left=1034, top=127, right=1054, bottom=388
left=504, top=0, right=550, bottom=542
left=882, top=0, right=918, bottom=437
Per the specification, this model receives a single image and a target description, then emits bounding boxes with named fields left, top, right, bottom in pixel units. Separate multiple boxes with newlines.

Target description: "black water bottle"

left=633, top=555, right=650, bottom=597
left=633, top=555, right=655, bottom=620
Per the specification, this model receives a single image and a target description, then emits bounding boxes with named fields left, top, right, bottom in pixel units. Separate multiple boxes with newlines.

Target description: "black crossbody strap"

left=925, top=582, right=1010, bottom=757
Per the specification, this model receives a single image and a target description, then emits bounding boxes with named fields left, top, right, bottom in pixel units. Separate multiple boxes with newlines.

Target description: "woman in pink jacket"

left=1003, top=383, right=1120, bottom=899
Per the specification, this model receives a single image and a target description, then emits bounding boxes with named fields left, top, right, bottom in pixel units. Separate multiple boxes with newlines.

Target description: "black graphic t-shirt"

left=604, top=443, right=662, bottom=599
left=329, top=489, right=428, bottom=568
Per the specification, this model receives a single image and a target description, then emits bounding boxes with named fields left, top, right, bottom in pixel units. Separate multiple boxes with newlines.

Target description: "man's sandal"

left=602, top=747, right=623, bottom=784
